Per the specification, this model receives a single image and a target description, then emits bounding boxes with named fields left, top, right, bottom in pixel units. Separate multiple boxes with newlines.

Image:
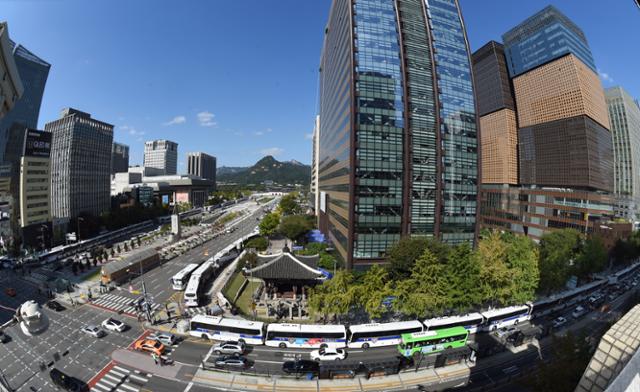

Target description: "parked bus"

left=183, top=261, right=216, bottom=307
left=398, top=327, right=469, bottom=358
left=347, top=321, right=423, bottom=349
left=424, top=312, right=484, bottom=335
left=481, top=305, right=530, bottom=332
left=189, top=315, right=264, bottom=345
left=171, top=263, right=200, bottom=290
left=265, top=323, right=347, bottom=349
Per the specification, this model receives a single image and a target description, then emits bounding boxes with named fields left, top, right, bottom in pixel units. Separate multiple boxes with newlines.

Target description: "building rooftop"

left=101, top=248, right=158, bottom=275
left=245, top=252, right=326, bottom=281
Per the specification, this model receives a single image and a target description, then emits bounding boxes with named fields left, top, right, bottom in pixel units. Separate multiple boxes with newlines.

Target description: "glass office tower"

left=502, top=5, right=596, bottom=78
left=318, top=0, right=478, bottom=268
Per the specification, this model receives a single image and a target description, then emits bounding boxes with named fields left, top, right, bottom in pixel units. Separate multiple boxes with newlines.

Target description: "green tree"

left=538, top=229, right=582, bottom=294
left=245, top=237, right=269, bottom=252
left=575, top=235, right=607, bottom=279
left=386, top=237, right=430, bottom=280
left=354, top=265, right=394, bottom=319
left=503, top=233, right=540, bottom=304
left=278, top=215, right=314, bottom=243
left=394, top=249, right=450, bottom=318
left=259, top=212, right=280, bottom=237
left=476, top=231, right=513, bottom=306
left=308, top=270, right=357, bottom=321
left=445, top=243, right=483, bottom=312
left=278, top=193, right=300, bottom=215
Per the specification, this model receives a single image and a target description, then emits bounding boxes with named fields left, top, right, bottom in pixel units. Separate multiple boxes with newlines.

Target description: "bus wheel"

left=201, top=334, right=209, bottom=340
left=279, top=343, right=287, bottom=349
left=238, top=338, right=245, bottom=344
left=320, top=343, right=328, bottom=349
left=514, top=320, right=519, bottom=325
left=362, top=343, right=370, bottom=349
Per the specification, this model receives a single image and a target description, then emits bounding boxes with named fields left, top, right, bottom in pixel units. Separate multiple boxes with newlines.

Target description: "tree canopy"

left=258, top=212, right=280, bottom=237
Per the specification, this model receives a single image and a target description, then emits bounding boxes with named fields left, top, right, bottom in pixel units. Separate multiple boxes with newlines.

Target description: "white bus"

left=171, top=263, right=200, bottom=290
left=265, top=323, right=347, bottom=349
left=481, top=305, right=531, bottom=332
left=189, top=315, right=264, bottom=345
left=347, top=321, right=423, bottom=349
left=183, top=261, right=216, bottom=307
left=424, top=312, right=485, bottom=335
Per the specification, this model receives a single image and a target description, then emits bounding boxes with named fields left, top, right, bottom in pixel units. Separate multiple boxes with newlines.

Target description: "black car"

left=213, top=355, right=249, bottom=370
left=50, top=368, right=85, bottom=391
left=47, top=301, right=65, bottom=311
left=282, top=360, right=320, bottom=374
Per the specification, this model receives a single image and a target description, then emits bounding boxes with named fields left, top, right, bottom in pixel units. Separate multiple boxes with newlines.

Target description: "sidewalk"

left=112, top=349, right=191, bottom=379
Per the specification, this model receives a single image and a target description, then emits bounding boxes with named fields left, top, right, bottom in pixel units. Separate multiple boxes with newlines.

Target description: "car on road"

left=101, top=318, right=127, bottom=332
left=310, top=347, right=347, bottom=361
left=213, top=354, right=249, bottom=370
left=282, top=360, right=320, bottom=375
left=212, top=340, right=246, bottom=355
left=80, top=325, right=105, bottom=338
left=148, top=332, right=177, bottom=346
left=572, top=306, right=587, bottom=319
left=495, top=326, right=517, bottom=339
left=50, top=368, right=85, bottom=391
left=552, top=316, right=567, bottom=329
left=4, top=287, right=16, bottom=297
left=46, top=301, right=65, bottom=312
left=134, top=338, right=165, bottom=356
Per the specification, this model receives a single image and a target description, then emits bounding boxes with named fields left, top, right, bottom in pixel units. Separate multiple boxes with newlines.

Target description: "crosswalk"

left=90, top=293, right=161, bottom=316
left=92, top=364, right=152, bottom=392
left=181, top=306, right=210, bottom=317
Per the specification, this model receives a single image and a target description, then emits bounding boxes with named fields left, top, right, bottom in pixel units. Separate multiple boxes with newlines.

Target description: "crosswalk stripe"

left=113, top=366, right=131, bottom=374
left=92, top=384, right=111, bottom=392
left=128, top=374, right=148, bottom=383
left=98, top=378, right=117, bottom=387
left=110, top=369, right=126, bottom=378
left=104, top=374, right=122, bottom=383
left=118, top=384, right=139, bottom=392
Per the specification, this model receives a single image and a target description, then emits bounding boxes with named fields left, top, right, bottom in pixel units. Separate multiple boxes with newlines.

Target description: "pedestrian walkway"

left=91, top=363, right=152, bottom=392
left=182, top=306, right=209, bottom=317
left=89, top=293, right=161, bottom=316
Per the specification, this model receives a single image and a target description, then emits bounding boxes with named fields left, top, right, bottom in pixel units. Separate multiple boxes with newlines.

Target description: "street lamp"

left=126, top=263, right=153, bottom=324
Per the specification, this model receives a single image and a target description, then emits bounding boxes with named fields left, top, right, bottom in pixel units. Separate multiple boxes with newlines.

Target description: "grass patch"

left=258, top=197, right=274, bottom=204
left=218, top=211, right=240, bottom=225
left=223, top=272, right=245, bottom=300
left=83, top=268, right=102, bottom=282
left=236, top=280, right=261, bottom=314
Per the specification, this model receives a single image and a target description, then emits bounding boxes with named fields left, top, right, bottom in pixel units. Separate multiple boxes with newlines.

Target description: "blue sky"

left=2, top=1, right=639, bottom=169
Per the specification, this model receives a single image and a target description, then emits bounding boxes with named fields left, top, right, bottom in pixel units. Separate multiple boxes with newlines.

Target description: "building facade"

left=318, top=0, right=478, bottom=268
left=502, top=5, right=596, bottom=78
left=310, top=115, right=320, bottom=213
left=475, top=6, right=622, bottom=242
left=0, top=22, right=23, bottom=121
left=144, top=140, right=177, bottom=176
left=46, top=108, right=113, bottom=220
left=605, top=86, right=640, bottom=224
left=186, top=152, right=216, bottom=182
left=111, top=142, right=129, bottom=175
left=0, top=37, right=49, bottom=164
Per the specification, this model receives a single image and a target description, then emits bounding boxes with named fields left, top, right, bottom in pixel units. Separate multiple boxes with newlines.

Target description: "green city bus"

left=398, top=326, right=469, bottom=357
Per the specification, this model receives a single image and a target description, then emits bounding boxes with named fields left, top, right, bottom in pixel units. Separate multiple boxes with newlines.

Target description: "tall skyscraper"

left=144, top=139, right=177, bottom=176
left=111, top=142, right=129, bottom=174
left=475, top=6, right=620, bottom=241
left=0, top=22, right=23, bottom=121
left=318, top=0, right=478, bottom=268
left=46, top=108, right=113, bottom=219
left=0, top=36, right=50, bottom=163
left=310, top=116, right=320, bottom=213
left=606, top=86, right=640, bottom=223
left=186, top=152, right=216, bottom=182
left=502, top=5, right=596, bottom=78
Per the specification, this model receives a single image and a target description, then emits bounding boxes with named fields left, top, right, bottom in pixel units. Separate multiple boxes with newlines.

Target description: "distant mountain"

left=217, top=156, right=310, bottom=185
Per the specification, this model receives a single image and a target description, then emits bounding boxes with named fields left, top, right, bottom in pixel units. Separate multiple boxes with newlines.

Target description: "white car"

left=310, top=348, right=346, bottom=362
left=148, top=332, right=177, bottom=346
left=495, top=326, right=517, bottom=339
left=80, top=325, right=105, bottom=338
left=102, top=318, right=126, bottom=332
left=571, top=306, right=587, bottom=319
left=552, top=316, right=567, bottom=328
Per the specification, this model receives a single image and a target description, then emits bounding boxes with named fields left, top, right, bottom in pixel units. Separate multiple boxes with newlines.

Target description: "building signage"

left=23, top=130, right=52, bottom=158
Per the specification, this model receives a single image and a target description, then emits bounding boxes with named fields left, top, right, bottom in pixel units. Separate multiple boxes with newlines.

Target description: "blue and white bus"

left=347, top=321, right=423, bottom=349
left=265, top=323, right=347, bottom=349
left=424, top=312, right=484, bottom=335
left=184, top=261, right=216, bottom=307
left=189, top=315, right=264, bottom=345
left=481, top=305, right=531, bottom=332
left=171, top=263, right=200, bottom=290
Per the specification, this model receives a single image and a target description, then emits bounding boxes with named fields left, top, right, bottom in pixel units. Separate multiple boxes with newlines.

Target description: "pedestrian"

left=152, top=353, right=158, bottom=365
left=159, top=355, right=164, bottom=367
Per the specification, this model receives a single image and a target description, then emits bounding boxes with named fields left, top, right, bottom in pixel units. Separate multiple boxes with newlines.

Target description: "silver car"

left=212, top=340, right=246, bottom=355
left=80, top=325, right=105, bottom=338
left=148, top=332, right=177, bottom=346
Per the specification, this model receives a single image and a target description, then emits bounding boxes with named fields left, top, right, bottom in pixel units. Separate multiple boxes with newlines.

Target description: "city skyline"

left=1, top=0, right=638, bottom=168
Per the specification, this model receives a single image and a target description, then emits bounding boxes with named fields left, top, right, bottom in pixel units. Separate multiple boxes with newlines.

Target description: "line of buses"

left=185, top=261, right=640, bottom=357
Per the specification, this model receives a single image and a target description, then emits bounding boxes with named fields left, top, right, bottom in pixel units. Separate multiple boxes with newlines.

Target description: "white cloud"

left=598, top=69, right=614, bottom=83
left=163, top=115, right=186, bottom=126
left=197, top=111, right=217, bottom=127
left=119, top=125, right=145, bottom=137
left=254, top=131, right=264, bottom=136
left=260, top=147, right=284, bottom=157
left=304, top=132, right=314, bottom=140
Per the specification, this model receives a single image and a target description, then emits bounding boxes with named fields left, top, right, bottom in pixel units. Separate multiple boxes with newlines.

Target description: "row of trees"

left=309, top=232, right=540, bottom=320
